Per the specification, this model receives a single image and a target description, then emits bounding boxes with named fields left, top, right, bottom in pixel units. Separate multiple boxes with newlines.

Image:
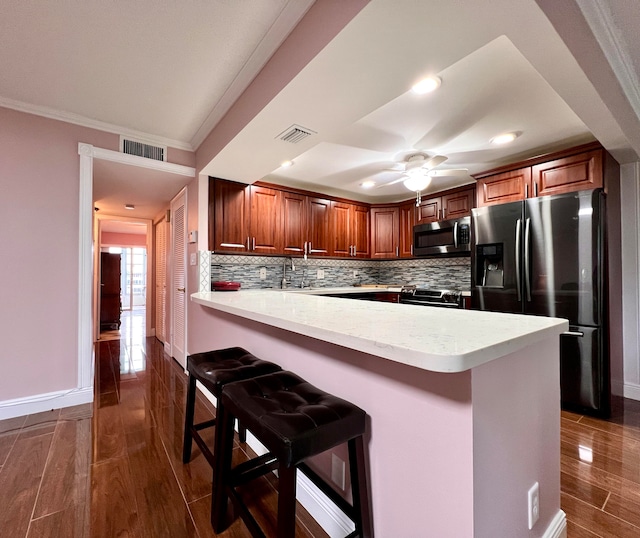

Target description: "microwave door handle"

left=515, top=218, right=522, bottom=301
left=453, top=221, right=458, bottom=248
left=524, top=217, right=532, bottom=302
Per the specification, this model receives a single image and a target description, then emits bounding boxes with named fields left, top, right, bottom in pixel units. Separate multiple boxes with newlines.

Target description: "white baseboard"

left=623, top=382, right=640, bottom=401
left=0, top=386, right=94, bottom=420
left=544, top=509, right=567, bottom=538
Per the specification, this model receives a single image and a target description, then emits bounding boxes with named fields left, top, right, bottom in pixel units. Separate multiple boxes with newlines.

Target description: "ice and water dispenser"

left=475, top=243, right=504, bottom=287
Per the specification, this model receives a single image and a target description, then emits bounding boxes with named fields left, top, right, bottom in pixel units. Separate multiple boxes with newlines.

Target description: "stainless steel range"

left=399, top=287, right=464, bottom=308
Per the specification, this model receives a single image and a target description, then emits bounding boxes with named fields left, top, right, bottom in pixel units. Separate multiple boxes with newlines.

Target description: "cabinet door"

left=416, top=196, right=441, bottom=223
left=210, top=178, right=250, bottom=252
left=476, top=167, right=531, bottom=207
left=330, top=201, right=351, bottom=257
left=282, top=191, right=306, bottom=255
left=442, top=187, right=474, bottom=219
left=399, top=201, right=415, bottom=258
left=307, top=197, right=331, bottom=255
left=352, top=204, right=370, bottom=258
left=370, top=206, right=399, bottom=259
left=250, top=185, right=283, bottom=254
left=532, top=150, right=603, bottom=197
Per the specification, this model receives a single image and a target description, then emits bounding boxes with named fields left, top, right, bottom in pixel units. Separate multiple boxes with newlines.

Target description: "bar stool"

left=212, top=370, right=372, bottom=538
left=182, top=347, right=282, bottom=467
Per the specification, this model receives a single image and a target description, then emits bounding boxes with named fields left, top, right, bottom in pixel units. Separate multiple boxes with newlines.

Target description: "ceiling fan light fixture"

left=491, top=132, right=518, bottom=145
left=403, top=173, right=431, bottom=192
left=411, top=76, right=441, bottom=94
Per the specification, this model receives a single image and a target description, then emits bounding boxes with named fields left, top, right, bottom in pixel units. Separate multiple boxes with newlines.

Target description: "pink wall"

left=0, top=107, right=117, bottom=401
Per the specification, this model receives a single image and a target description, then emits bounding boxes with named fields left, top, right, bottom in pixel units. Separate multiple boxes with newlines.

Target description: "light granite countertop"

left=191, top=289, right=568, bottom=373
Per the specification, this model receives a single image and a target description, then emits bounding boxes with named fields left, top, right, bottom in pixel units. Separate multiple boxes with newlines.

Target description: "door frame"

left=77, top=143, right=195, bottom=391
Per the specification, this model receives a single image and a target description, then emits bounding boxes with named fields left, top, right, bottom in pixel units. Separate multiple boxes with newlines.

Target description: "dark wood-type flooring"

left=1, top=312, right=640, bottom=536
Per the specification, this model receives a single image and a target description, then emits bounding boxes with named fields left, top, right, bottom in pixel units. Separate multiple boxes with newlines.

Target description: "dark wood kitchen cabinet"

left=249, top=185, right=283, bottom=254
left=399, top=200, right=415, bottom=257
left=476, top=167, right=533, bottom=207
left=417, top=186, right=475, bottom=223
left=370, top=206, right=399, bottom=258
left=330, top=201, right=369, bottom=257
left=475, top=143, right=607, bottom=207
left=210, top=177, right=250, bottom=252
left=100, top=252, right=121, bottom=330
left=282, top=191, right=331, bottom=256
left=532, top=149, right=603, bottom=197
left=209, top=178, right=283, bottom=253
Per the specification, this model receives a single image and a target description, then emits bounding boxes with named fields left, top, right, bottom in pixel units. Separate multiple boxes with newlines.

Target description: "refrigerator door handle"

left=453, top=221, right=459, bottom=248
left=563, top=331, right=584, bottom=337
left=524, top=217, right=532, bottom=302
left=515, top=218, right=522, bottom=301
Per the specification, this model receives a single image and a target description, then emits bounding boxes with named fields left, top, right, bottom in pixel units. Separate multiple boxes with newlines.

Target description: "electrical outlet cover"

left=528, top=482, right=539, bottom=529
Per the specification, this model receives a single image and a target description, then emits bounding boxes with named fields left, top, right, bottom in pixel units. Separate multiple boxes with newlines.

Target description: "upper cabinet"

left=371, top=202, right=415, bottom=259
left=532, top=149, right=603, bottom=197
left=416, top=186, right=475, bottom=224
left=282, top=192, right=331, bottom=256
left=330, top=201, right=370, bottom=258
left=475, top=143, right=607, bottom=208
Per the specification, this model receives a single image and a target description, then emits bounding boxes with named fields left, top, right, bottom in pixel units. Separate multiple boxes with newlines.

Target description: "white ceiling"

left=1, top=0, right=639, bottom=212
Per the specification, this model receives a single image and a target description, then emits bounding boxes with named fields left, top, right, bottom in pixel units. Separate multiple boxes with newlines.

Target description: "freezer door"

left=524, top=190, right=602, bottom=325
left=560, top=326, right=608, bottom=415
left=471, top=201, right=524, bottom=313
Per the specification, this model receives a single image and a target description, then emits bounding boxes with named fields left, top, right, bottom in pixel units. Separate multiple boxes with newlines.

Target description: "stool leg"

left=237, top=420, right=247, bottom=443
left=277, top=464, right=297, bottom=538
left=182, top=374, right=197, bottom=464
left=211, top=400, right=235, bottom=532
left=348, top=436, right=373, bottom=538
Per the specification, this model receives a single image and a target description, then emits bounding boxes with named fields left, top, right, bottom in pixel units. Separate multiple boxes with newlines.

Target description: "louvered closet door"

left=171, top=190, right=187, bottom=368
left=155, top=218, right=167, bottom=342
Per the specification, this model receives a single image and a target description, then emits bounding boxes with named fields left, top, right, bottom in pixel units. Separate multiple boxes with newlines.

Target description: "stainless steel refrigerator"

left=471, top=189, right=609, bottom=416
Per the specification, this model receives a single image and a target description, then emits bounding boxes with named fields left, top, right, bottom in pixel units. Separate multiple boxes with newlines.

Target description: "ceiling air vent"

left=276, top=124, right=316, bottom=144
left=120, top=136, right=166, bottom=162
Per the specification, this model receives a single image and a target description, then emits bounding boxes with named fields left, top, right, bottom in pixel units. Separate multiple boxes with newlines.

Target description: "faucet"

left=281, top=258, right=295, bottom=289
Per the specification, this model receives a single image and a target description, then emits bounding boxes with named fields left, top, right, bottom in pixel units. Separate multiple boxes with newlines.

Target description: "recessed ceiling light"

left=411, top=76, right=441, bottom=94
left=360, top=181, right=376, bottom=189
left=491, top=132, right=519, bottom=145
left=125, top=204, right=135, bottom=210
left=280, top=160, right=294, bottom=168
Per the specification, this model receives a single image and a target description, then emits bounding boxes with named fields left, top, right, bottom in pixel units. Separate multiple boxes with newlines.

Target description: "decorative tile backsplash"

left=205, top=252, right=470, bottom=291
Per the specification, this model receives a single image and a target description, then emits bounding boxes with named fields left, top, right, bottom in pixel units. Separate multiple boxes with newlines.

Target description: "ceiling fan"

left=379, top=152, right=469, bottom=205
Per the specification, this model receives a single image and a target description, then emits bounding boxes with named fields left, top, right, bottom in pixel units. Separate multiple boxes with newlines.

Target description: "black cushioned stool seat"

left=182, top=347, right=282, bottom=467
left=212, top=370, right=372, bottom=538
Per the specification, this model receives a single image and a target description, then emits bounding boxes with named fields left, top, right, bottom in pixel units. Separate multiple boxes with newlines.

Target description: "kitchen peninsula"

left=191, top=289, right=568, bottom=537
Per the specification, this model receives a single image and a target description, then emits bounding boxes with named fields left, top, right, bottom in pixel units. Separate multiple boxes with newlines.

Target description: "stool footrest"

left=194, top=419, right=216, bottom=431
left=190, top=426, right=216, bottom=468
left=230, top=453, right=278, bottom=487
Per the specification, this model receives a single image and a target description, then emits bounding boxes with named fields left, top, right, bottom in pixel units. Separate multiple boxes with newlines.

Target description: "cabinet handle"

left=308, top=241, right=312, bottom=253
left=410, top=244, right=413, bottom=256
left=252, top=237, right=256, bottom=250
left=396, top=246, right=399, bottom=257
left=442, top=208, right=446, bottom=219
left=246, top=236, right=250, bottom=250
left=221, top=243, right=246, bottom=248
left=303, top=241, right=307, bottom=255
left=525, top=184, right=529, bottom=198
left=534, top=182, right=538, bottom=197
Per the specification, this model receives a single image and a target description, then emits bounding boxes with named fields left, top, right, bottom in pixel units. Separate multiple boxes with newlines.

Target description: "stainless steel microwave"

left=413, top=216, right=471, bottom=257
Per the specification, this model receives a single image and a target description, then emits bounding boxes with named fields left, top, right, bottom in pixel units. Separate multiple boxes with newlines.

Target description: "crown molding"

left=0, top=95, right=194, bottom=152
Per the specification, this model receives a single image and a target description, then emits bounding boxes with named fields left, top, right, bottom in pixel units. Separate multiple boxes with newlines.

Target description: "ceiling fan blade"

left=421, top=155, right=448, bottom=170
left=376, top=175, right=408, bottom=188
left=383, top=163, right=407, bottom=172
left=427, top=168, right=470, bottom=177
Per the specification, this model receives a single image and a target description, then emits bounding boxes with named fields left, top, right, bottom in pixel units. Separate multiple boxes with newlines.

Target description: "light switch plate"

left=190, top=253, right=196, bottom=266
